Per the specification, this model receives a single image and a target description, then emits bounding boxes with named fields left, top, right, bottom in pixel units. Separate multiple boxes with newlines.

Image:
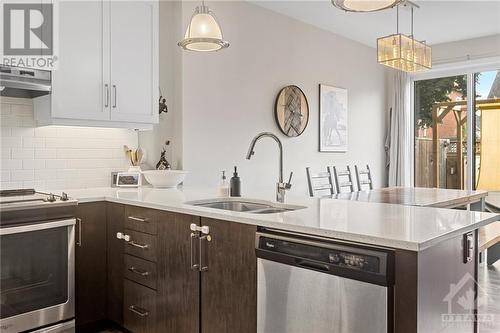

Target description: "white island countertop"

left=62, top=186, right=500, bottom=252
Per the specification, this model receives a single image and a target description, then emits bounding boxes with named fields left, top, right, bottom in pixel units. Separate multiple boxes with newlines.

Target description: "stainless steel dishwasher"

left=256, top=229, right=395, bottom=333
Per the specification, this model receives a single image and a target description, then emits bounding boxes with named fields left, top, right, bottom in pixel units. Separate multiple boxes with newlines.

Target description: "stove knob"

left=47, top=193, right=56, bottom=202
left=61, top=192, right=69, bottom=201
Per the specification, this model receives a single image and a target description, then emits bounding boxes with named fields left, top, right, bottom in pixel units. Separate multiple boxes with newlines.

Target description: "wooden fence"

left=415, top=138, right=435, bottom=188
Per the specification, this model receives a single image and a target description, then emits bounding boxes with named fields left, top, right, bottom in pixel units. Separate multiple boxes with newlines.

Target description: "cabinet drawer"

left=125, top=229, right=157, bottom=262
left=124, top=279, right=156, bottom=333
left=125, top=206, right=158, bottom=235
left=124, top=254, right=157, bottom=290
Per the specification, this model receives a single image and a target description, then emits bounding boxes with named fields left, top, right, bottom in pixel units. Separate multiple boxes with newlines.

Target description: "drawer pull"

left=128, top=266, right=150, bottom=276
left=128, top=305, right=149, bottom=317
left=128, top=216, right=149, bottom=223
left=128, top=241, right=149, bottom=249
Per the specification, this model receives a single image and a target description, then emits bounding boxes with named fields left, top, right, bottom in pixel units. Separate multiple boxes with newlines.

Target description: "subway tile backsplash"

left=0, top=97, right=138, bottom=190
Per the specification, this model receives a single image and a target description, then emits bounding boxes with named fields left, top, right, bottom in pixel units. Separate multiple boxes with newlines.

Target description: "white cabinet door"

left=109, top=1, right=158, bottom=124
left=51, top=0, right=111, bottom=121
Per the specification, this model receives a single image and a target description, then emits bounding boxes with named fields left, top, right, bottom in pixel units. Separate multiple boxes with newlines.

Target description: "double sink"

left=187, top=198, right=306, bottom=215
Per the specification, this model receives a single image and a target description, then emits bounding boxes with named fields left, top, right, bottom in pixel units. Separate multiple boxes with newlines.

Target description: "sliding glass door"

left=414, top=74, right=468, bottom=189
left=413, top=69, right=499, bottom=190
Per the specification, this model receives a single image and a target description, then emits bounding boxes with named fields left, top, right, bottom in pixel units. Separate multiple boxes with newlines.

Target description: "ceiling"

left=250, top=1, right=500, bottom=47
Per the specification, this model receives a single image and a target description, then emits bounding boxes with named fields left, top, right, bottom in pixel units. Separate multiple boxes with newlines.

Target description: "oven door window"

left=0, top=226, right=68, bottom=319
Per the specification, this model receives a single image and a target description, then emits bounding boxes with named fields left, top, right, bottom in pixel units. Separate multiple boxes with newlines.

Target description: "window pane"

left=414, top=75, right=468, bottom=189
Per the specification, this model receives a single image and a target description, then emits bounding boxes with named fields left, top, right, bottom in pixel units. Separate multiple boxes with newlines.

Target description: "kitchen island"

left=63, top=186, right=499, bottom=333
left=331, top=186, right=488, bottom=210
left=67, top=186, right=497, bottom=252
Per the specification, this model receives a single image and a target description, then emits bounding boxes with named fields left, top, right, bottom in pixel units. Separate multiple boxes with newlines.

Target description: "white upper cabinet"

left=109, top=1, right=158, bottom=124
left=51, top=0, right=110, bottom=121
left=36, top=0, right=158, bottom=128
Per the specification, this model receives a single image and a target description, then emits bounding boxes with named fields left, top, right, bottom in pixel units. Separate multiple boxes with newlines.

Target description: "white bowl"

left=142, top=170, right=188, bottom=188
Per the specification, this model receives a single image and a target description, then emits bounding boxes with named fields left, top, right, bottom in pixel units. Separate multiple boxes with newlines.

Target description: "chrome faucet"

left=246, top=132, right=293, bottom=203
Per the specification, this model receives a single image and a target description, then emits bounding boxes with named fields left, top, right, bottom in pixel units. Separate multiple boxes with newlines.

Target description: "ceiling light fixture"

left=332, top=0, right=403, bottom=12
left=178, top=0, right=229, bottom=52
left=377, top=2, right=432, bottom=72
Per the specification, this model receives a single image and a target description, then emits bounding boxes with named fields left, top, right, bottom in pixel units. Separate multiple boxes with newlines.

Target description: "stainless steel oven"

left=0, top=219, right=75, bottom=333
left=0, top=189, right=77, bottom=333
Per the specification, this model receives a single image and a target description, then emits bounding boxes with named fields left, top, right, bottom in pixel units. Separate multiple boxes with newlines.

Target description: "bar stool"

left=333, top=166, right=355, bottom=193
left=355, top=164, right=373, bottom=191
left=306, top=167, right=335, bottom=197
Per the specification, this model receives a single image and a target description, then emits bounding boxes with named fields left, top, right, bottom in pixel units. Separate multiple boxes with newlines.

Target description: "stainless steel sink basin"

left=187, top=199, right=305, bottom=214
left=195, top=201, right=271, bottom=212
left=249, top=208, right=290, bottom=214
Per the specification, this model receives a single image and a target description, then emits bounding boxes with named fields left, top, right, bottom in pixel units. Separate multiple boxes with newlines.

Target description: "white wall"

left=432, top=34, right=500, bottom=64
left=0, top=97, right=137, bottom=190
left=177, top=1, right=387, bottom=197
left=139, top=0, right=184, bottom=170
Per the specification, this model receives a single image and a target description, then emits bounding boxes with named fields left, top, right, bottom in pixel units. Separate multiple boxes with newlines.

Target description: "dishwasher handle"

left=296, top=259, right=330, bottom=273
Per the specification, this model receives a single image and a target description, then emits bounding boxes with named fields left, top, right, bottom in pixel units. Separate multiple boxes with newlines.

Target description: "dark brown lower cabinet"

left=106, top=203, right=125, bottom=326
left=77, top=203, right=257, bottom=333
left=156, top=212, right=200, bottom=333
left=75, top=202, right=107, bottom=329
left=124, top=279, right=157, bottom=333
left=200, top=218, right=257, bottom=333
left=150, top=213, right=258, bottom=333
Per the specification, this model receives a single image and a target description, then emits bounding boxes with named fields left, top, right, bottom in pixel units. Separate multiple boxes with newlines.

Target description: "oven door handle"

left=0, top=218, right=76, bottom=235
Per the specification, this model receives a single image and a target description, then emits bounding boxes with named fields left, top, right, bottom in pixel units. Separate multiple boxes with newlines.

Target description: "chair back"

left=333, top=166, right=355, bottom=193
left=306, top=167, right=335, bottom=197
left=355, top=164, right=373, bottom=191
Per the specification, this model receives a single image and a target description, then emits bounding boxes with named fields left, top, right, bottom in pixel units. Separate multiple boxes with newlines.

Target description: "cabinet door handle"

left=128, top=240, right=149, bottom=249
left=190, top=232, right=199, bottom=270
left=104, top=84, right=110, bottom=107
left=128, top=216, right=148, bottom=223
left=112, top=85, right=117, bottom=108
left=128, top=266, right=150, bottom=276
left=76, top=218, right=82, bottom=247
left=199, top=233, right=211, bottom=272
left=128, top=305, right=149, bottom=317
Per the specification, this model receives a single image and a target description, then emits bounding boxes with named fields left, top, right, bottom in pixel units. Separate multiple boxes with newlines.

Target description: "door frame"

left=409, top=56, right=500, bottom=190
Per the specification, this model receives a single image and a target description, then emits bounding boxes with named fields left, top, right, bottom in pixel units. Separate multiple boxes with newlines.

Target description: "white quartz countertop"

left=62, top=186, right=500, bottom=252
left=486, top=191, right=500, bottom=210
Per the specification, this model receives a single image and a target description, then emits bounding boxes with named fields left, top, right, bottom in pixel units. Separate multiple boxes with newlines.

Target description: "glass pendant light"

left=178, top=1, right=229, bottom=52
left=377, top=4, right=432, bottom=72
left=332, top=0, right=402, bottom=12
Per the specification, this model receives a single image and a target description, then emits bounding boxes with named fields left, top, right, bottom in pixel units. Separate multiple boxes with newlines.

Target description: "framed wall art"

left=319, top=84, right=348, bottom=152
left=274, top=85, right=309, bottom=137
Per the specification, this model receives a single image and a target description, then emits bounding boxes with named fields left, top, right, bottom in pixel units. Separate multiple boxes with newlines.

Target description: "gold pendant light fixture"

left=332, top=0, right=403, bottom=12
left=377, top=2, right=432, bottom=72
left=178, top=0, right=229, bottom=52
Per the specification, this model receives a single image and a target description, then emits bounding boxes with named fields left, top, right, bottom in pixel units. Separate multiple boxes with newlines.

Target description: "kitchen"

left=1, top=1, right=500, bottom=333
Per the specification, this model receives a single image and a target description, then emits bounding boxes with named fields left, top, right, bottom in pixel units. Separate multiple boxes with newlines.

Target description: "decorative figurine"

left=156, top=141, right=171, bottom=170
left=159, top=88, right=168, bottom=114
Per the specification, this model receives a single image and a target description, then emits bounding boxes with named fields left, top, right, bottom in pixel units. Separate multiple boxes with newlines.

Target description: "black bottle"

left=230, top=166, right=241, bottom=197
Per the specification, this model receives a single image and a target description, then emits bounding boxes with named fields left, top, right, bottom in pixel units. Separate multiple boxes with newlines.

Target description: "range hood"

left=0, top=66, right=51, bottom=98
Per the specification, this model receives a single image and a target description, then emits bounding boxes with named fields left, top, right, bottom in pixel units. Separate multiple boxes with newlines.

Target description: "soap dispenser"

left=230, top=166, right=241, bottom=197
left=219, top=171, right=230, bottom=197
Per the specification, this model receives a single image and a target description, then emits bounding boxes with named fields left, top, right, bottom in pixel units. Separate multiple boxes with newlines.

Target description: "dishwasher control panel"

left=256, top=231, right=395, bottom=286
left=329, top=252, right=378, bottom=272
left=260, top=237, right=381, bottom=273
